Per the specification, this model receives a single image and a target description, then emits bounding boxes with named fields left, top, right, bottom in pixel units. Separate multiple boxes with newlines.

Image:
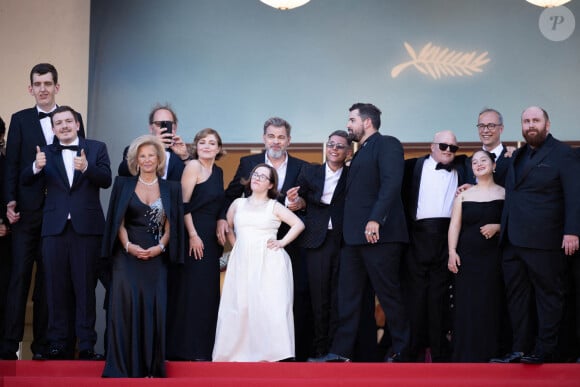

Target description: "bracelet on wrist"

left=125, top=241, right=131, bottom=253
left=159, top=243, right=166, bottom=252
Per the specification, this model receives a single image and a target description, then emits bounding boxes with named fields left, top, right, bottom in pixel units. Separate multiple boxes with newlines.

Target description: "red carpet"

left=1, top=361, right=579, bottom=386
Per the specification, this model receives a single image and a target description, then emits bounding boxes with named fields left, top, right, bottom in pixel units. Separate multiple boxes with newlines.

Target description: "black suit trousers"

left=331, top=242, right=410, bottom=357
left=502, top=243, right=566, bottom=355
left=42, top=222, right=100, bottom=351
left=304, top=229, right=341, bottom=355
left=2, top=210, right=48, bottom=354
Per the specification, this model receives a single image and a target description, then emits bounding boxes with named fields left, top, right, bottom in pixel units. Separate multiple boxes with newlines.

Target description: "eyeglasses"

left=151, top=121, right=175, bottom=127
left=251, top=172, right=271, bottom=182
left=326, top=141, right=347, bottom=150
left=436, top=143, right=459, bottom=153
left=476, top=123, right=502, bottom=131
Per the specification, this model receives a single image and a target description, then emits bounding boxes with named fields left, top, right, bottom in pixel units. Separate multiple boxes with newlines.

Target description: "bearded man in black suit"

left=491, top=106, right=580, bottom=364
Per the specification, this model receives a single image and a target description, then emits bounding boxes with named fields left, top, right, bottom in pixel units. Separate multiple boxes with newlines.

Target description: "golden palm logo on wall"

left=391, top=42, right=490, bottom=80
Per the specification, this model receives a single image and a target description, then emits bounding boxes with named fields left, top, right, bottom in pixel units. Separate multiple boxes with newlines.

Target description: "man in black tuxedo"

left=1, top=63, right=85, bottom=360
left=216, top=117, right=310, bottom=360
left=464, top=108, right=512, bottom=187
left=313, top=103, right=410, bottom=362
left=286, top=130, right=351, bottom=358
left=21, top=106, right=111, bottom=360
left=491, top=106, right=580, bottom=364
left=402, top=130, right=466, bottom=362
left=118, top=104, right=191, bottom=181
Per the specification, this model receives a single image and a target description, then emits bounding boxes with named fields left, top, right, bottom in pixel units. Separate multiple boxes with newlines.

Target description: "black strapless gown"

left=452, top=200, right=504, bottom=362
left=102, top=193, right=167, bottom=377
left=166, top=165, right=224, bottom=360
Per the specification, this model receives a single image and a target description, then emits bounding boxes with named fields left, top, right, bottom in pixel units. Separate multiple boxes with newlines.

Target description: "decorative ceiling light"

left=526, top=0, right=572, bottom=7
left=260, top=0, right=311, bottom=10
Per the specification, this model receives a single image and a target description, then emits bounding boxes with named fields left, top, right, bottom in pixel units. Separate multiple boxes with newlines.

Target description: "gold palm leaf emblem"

left=391, top=42, right=491, bottom=79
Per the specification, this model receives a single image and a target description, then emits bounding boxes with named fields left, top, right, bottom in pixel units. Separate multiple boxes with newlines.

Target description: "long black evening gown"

left=102, top=194, right=167, bottom=377
left=452, top=199, right=504, bottom=362
left=166, top=165, right=224, bottom=360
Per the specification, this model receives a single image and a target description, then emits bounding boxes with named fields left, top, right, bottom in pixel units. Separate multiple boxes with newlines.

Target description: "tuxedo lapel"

left=516, top=136, right=556, bottom=187
left=26, top=109, right=49, bottom=146
left=330, top=166, right=347, bottom=204
left=49, top=145, right=71, bottom=188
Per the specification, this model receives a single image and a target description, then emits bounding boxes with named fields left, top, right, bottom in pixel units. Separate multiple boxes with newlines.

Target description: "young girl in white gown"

left=212, top=164, right=305, bottom=362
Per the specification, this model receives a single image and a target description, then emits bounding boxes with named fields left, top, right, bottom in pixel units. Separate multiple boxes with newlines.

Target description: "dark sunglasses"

left=437, top=143, right=459, bottom=153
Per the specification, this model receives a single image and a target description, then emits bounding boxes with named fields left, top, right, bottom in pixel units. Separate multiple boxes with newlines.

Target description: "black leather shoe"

left=78, top=349, right=105, bottom=361
left=521, top=352, right=552, bottom=364
left=0, top=351, right=18, bottom=360
left=490, top=352, right=524, bottom=363
left=385, top=352, right=405, bottom=363
left=307, top=353, right=350, bottom=362
left=45, top=347, right=67, bottom=360
left=32, top=352, right=49, bottom=360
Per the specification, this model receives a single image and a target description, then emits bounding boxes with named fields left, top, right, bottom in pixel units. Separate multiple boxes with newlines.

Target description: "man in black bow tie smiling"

left=1, top=63, right=85, bottom=360
left=401, top=130, right=467, bottom=362
left=21, top=106, right=111, bottom=360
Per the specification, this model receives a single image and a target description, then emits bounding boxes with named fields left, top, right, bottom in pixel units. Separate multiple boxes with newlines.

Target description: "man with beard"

left=491, top=106, right=580, bottom=364
left=216, top=117, right=310, bottom=360
left=311, top=103, right=410, bottom=362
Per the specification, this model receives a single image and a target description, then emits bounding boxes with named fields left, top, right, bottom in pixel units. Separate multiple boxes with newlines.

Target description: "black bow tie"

left=435, top=162, right=455, bottom=172
left=38, top=111, right=52, bottom=119
left=58, top=144, right=79, bottom=152
left=489, top=153, right=497, bottom=161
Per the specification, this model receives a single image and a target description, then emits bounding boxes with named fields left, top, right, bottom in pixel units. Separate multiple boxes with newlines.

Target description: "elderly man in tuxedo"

left=216, top=116, right=310, bottom=360
left=401, top=130, right=467, bottom=362
left=286, top=130, right=352, bottom=358
left=312, top=103, right=410, bottom=362
left=21, top=106, right=111, bottom=360
left=118, top=104, right=191, bottom=181
left=1, top=63, right=85, bottom=360
left=491, top=106, right=580, bottom=364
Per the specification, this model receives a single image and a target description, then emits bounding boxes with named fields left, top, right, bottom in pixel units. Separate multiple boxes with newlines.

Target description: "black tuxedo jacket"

left=343, top=133, right=408, bottom=246
left=101, top=176, right=184, bottom=264
left=118, top=146, right=185, bottom=182
left=4, top=107, right=85, bottom=211
left=464, top=146, right=511, bottom=187
left=500, top=134, right=580, bottom=250
left=20, top=137, right=111, bottom=237
left=220, top=151, right=308, bottom=219
left=296, top=163, right=347, bottom=249
left=402, top=154, right=468, bottom=224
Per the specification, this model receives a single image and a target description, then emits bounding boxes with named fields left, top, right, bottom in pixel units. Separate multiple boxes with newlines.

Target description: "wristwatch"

left=158, top=243, right=166, bottom=252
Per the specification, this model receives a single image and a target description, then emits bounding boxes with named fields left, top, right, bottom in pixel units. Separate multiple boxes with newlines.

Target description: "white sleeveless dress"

left=212, top=199, right=295, bottom=361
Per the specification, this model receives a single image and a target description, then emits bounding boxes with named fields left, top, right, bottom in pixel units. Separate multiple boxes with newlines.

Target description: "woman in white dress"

left=213, top=163, right=305, bottom=362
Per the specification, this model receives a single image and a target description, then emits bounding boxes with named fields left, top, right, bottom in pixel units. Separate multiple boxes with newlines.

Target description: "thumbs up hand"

left=74, top=148, right=87, bottom=172
left=35, top=145, right=46, bottom=170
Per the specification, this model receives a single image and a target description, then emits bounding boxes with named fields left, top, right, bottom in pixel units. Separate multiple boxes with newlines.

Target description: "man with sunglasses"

left=285, top=130, right=353, bottom=359
left=401, top=130, right=467, bottom=362
left=118, top=104, right=191, bottom=181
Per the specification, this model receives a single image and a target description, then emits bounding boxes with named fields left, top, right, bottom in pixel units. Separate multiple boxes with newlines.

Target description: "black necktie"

left=435, top=162, right=454, bottom=172
left=58, top=144, right=79, bottom=152
left=38, top=111, right=52, bottom=119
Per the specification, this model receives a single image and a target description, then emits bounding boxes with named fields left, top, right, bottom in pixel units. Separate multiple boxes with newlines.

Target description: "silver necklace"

left=138, top=176, right=158, bottom=186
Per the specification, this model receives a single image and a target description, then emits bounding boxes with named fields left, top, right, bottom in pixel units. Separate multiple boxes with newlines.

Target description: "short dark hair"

left=349, top=103, right=381, bottom=130
left=149, top=103, right=178, bottom=126
left=263, top=117, right=291, bottom=136
left=328, top=130, right=352, bottom=146
left=50, top=105, right=78, bottom=125
left=478, top=108, right=503, bottom=125
left=30, top=63, right=58, bottom=85
left=191, top=128, right=225, bottom=160
left=0, top=116, right=5, bottom=136
left=242, top=163, right=280, bottom=199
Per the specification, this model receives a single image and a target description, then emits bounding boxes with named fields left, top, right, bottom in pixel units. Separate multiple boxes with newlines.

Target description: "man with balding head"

left=402, top=130, right=467, bottom=362
left=491, top=106, right=580, bottom=364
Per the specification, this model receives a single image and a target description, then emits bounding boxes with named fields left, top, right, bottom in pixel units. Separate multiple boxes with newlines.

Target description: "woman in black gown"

left=448, top=150, right=505, bottom=362
left=166, top=128, right=225, bottom=361
left=102, top=135, right=183, bottom=377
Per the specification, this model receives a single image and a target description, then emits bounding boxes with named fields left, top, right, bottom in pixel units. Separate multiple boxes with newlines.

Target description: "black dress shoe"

left=521, top=352, right=552, bottom=364
left=385, top=352, right=405, bottom=363
left=78, top=349, right=105, bottom=361
left=0, top=351, right=18, bottom=360
left=32, top=352, right=49, bottom=360
left=307, top=353, right=350, bottom=362
left=46, top=348, right=67, bottom=360
left=489, top=352, right=524, bottom=363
